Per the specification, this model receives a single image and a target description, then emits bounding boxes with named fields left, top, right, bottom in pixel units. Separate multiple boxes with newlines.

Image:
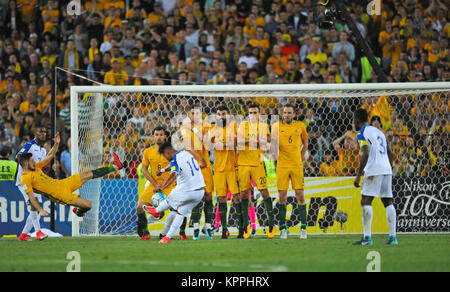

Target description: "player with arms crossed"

left=205, top=105, right=241, bottom=239
left=144, top=142, right=206, bottom=244
left=353, top=108, right=398, bottom=245
left=271, top=104, right=309, bottom=239
left=237, top=103, right=275, bottom=239
left=136, top=126, right=176, bottom=240
left=18, top=132, right=125, bottom=218
left=180, top=106, right=215, bottom=240
left=16, top=126, right=48, bottom=241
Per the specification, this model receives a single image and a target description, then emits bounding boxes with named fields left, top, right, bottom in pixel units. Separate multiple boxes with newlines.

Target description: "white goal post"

left=70, top=82, right=450, bottom=236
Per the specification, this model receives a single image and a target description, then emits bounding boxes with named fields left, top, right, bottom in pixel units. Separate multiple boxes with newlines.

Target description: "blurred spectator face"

left=90, top=38, right=98, bottom=48
left=239, top=62, right=248, bottom=74
left=287, top=60, right=297, bottom=71
left=67, top=40, right=75, bottom=51
left=340, top=32, right=348, bottom=43
left=385, top=20, right=392, bottom=32
left=178, top=30, right=186, bottom=41
left=386, top=130, right=394, bottom=143
left=406, top=136, right=415, bottom=148
left=256, top=27, right=264, bottom=39
left=273, top=44, right=281, bottom=55
left=112, top=61, right=121, bottom=71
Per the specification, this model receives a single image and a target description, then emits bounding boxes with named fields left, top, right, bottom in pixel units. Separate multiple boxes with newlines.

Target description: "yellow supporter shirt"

left=272, top=120, right=308, bottom=168
left=104, top=69, right=129, bottom=85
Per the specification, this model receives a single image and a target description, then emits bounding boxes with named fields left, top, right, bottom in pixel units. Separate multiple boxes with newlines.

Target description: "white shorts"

left=18, top=185, right=42, bottom=204
left=361, top=174, right=393, bottom=198
left=166, top=188, right=204, bottom=217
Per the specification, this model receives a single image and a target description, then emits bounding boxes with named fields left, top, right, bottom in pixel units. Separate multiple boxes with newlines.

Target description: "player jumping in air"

left=271, top=104, right=309, bottom=239
left=353, top=108, right=398, bottom=245
left=17, top=132, right=125, bottom=218
left=136, top=126, right=176, bottom=240
left=144, top=142, right=206, bottom=244
left=180, top=106, right=215, bottom=240
left=237, top=103, right=275, bottom=239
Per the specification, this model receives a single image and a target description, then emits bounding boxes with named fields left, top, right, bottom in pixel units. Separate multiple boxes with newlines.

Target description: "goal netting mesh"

left=70, top=83, right=450, bottom=236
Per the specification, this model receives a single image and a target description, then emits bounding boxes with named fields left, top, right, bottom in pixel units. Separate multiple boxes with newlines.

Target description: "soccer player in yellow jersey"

left=206, top=105, right=240, bottom=239
left=180, top=106, right=215, bottom=240
left=237, top=103, right=275, bottom=239
left=136, top=126, right=176, bottom=240
left=271, top=104, right=309, bottom=239
left=19, top=132, right=124, bottom=218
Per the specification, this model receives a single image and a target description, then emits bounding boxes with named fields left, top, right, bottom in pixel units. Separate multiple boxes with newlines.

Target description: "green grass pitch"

left=0, top=234, right=449, bottom=272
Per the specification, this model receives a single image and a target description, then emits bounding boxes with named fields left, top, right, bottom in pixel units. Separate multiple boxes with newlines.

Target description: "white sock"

left=386, top=204, right=397, bottom=237
left=21, top=214, right=34, bottom=234
left=162, top=211, right=177, bottom=236
left=166, top=214, right=185, bottom=239
left=156, top=200, right=170, bottom=214
left=204, top=223, right=211, bottom=230
left=30, top=211, right=41, bottom=232
left=362, top=205, right=373, bottom=238
left=193, top=222, right=199, bottom=230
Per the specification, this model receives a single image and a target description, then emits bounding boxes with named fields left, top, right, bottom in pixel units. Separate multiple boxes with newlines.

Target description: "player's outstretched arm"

left=354, top=145, right=369, bottom=188
left=39, top=132, right=60, bottom=167
left=27, top=191, right=49, bottom=216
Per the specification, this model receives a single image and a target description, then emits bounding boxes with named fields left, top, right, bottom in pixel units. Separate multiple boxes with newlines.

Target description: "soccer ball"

left=334, top=210, right=348, bottom=224
left=151, top=192, right=166, bottom=208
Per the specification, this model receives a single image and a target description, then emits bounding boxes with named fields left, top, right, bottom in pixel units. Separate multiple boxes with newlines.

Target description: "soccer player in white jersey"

left=353, top=108, right=398, bottom=245
left=144, top=141, right=206, bottom=244
left=16, top=126, right=48, bottom=241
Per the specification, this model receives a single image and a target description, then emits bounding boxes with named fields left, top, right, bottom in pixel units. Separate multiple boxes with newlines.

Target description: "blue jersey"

left=16, top=139, right=46, bottom=186
left=170, top=150, right=205, bottom=192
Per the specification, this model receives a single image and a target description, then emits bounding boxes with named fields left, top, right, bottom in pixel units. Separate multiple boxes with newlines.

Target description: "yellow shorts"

left=139, top=181, right=175, bottom=203
left=214, top=171, right=239, bottom=197
left=45, top=174, right=82, bottom=206
left=277, top=167, right=304, bottom=191
left=202, top=167, right=214, bottom=193
left=238, top=165, right=267, bottom=192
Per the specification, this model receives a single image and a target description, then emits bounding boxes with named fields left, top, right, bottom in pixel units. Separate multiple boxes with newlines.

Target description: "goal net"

left=70, top=83, right=450, bottom=236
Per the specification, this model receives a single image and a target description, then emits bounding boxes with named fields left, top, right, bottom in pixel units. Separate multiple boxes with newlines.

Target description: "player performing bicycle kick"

left=17, top=132, right=126, bottom=218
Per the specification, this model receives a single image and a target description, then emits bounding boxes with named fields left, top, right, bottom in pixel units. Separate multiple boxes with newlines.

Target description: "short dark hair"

left=216, top=105, right=228, bottom=112
left=152, top=126, right=167, bottom=135
left=354, top=108, right=369, bottom=123
left=248, top=103, right=259, bottom=111
left=17, top=153, right=33, bottom=166
left=370, top=115, right=382, bottom=127
left=158, top=141, right=174, bottom=155
left=283, top=103, right=295, bottom=111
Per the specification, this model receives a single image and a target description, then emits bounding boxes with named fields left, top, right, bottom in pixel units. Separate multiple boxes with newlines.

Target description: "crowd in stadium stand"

left=0, top=0, right=448, bottom=180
